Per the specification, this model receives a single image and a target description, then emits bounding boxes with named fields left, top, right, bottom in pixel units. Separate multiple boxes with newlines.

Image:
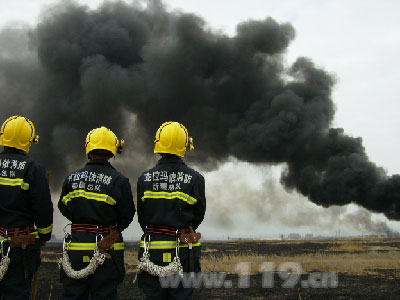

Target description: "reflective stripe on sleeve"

left=38, top=224, right=53, bottom=235
left=62, top=189, right=116, bottom=206
left=0, top=177, right=30, bottom=190
left=65, top=242, right=124, bottom=251
left=140, top=240, right=201, bottom=249
left=142, top=191, right=197, bottom=205
left=29, top=231, right=40, bottom=239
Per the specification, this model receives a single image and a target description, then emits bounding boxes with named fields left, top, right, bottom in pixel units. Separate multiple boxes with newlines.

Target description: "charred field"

left=37, top=238, right=400, bottom=300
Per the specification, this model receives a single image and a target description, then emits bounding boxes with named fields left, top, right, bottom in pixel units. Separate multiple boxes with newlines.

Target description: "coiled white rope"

left=0, top=256, right=10, bottom=281
left=137, top=251, right=183, bottom=277
left=133, top=234, right=183, bottom=284
left=0, top=241, right=10, bottom=281
left=58, top=225, right=105, bottom=279
left=58, top=246, right=105, bottom=279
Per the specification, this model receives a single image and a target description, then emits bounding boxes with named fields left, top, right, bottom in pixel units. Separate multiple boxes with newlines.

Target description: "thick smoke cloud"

left=0, top=0, right=399, bottom=221
left=205, top=161, right=395, bottom=236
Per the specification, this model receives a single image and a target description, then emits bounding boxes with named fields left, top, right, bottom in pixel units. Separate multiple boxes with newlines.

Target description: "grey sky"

left=1, top=0, right=400, bottom=239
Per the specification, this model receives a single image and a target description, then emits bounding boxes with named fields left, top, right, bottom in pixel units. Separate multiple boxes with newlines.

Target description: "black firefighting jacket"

left=137, top=155, right=206, bottom=232
left=58, top=159, right=135, bottom=232
left=0, top=147, right=53, bottom=241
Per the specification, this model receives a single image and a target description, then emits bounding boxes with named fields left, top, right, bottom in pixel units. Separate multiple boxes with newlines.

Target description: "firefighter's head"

left=85, top=126, right=124, bottom=159
left=0, top=115, right=39, bottom=153
left=154, top=121, right=194, bottom=158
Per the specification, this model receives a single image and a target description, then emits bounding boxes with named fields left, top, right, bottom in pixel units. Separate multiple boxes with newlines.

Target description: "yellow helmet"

left=0, top=115, right=39, bottom=153
left=85, top=126, right=124, bottom=156
left=154, top=121, right=194, bottom=157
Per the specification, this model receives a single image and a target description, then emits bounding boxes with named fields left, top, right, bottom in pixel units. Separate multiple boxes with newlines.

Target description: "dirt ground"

left=34, top=240, right=400, bottom=300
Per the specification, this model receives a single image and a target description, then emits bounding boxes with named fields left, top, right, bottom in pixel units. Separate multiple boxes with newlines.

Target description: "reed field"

left=199, top=239, right=400, bottom=276
left=120, top=238, right=400, bottom=276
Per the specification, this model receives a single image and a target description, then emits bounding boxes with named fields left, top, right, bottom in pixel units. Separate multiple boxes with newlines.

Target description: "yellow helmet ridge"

left=85, top=126, right=123, bottom=156
left=154, top=121, right=194, bottom=157
left=0, top=115, right=39, bottom=153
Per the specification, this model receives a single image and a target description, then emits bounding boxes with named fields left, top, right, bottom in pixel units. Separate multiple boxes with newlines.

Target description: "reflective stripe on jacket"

left=64, top=242, right=124, bottom=251
left=137, top=156, right=206, bottom=231
left=58, top=159, right=135, bottom=232
left=0, top=148, right=53, bottom=242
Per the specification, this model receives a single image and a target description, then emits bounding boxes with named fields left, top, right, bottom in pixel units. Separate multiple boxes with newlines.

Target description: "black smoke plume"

left=0, top=0, right=399, bottom=220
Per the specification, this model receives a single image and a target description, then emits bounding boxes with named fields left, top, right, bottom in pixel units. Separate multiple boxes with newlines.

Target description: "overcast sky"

left=1, top=0, right=400, bottom=239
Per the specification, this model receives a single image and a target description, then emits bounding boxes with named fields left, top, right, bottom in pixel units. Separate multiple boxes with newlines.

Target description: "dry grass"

left=327, top=243, right=365, bottom=252
left=43, top=238, right=400, bottom=277
left=122, top=249, right=400, bottom=277
left=200, top=239, right=400, bottom=276
left=325, top=239, right=400, bottom=252
left=202, top=248, right=218, bottom=253
left=201, top=251, right=400, bottom=276
left=327, top=243, right=399, bottom=252
left=124, top=250, right=139, bottom=265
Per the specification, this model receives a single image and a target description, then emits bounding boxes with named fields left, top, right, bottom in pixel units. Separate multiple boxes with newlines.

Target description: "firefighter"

left=58, top=126, right=135, bottom=300
left=0, top=115, right=53, bottom=300
left=137, top=121, right=206, bottom=300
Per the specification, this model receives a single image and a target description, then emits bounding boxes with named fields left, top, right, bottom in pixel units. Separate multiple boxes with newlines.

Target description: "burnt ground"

left=35, top=240, right=400, bottom=300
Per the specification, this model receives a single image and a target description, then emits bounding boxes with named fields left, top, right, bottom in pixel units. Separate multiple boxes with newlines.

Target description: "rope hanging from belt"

left=0, top=239, right=10, bottom=281
left=58, top=224, right=105, bottom=279
left=136, top=229, right=183, bottom=279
